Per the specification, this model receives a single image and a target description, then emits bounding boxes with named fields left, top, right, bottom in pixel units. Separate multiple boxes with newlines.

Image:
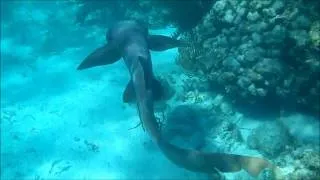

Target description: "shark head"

left=106, top=20, right=149, bottom=50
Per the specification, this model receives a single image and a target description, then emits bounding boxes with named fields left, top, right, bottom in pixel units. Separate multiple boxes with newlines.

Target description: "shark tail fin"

left=77, top=44, right=121, bottom=70
left=239, top=156, right=283, bottom=179
left=148, top=35, right=188, bottom=51
left=238, top=155, right=273, bottom=177
left=157, top=138, right=281, bottom=178
left=123, top=78, right=164, bottom=103
left=204, top=154, right=281, bottom=178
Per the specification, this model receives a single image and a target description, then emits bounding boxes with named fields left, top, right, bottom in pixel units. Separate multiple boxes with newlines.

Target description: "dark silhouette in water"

left=77, top=20, right=281, bottom=178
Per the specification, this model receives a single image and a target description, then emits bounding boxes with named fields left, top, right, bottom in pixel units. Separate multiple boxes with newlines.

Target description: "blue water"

left=1, top=2, right=198, bottom=179
left=1, top=1, right=319, bottom=180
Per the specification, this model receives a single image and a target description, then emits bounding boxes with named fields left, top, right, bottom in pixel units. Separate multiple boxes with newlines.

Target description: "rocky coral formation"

left=73, top=0, right=212, bottom=32
left=161, top=105, right=207, bottom=149
left=160, top=72, right=245, bottom=152
left=247, top=121, right=292, bottom=157
left=177, top=0, right=320, bottom=114
left=155, top=71, right=319, bottom=179
left=275, top=146, right=320, bottom=179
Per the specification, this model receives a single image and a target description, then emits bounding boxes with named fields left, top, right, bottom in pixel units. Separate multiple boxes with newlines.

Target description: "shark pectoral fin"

left=77, top=44, right=121, bottom=70
left=123, top=80, right=136, bottom=103
left=148, top=35, right=188, bottom=51
left=152, top=78, right=165, bottom=101
left=210, top=154, right=274, bottom=177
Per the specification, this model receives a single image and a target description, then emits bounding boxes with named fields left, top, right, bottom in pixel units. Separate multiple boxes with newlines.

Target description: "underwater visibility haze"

left=1, top=0, right=319, bottom=179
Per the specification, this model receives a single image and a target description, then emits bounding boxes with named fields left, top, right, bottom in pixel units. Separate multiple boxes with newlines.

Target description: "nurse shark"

left=77, top=20, right=281, bottom=178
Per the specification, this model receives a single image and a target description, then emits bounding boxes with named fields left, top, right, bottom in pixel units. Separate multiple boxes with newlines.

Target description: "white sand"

left=1, top=27, right=209, bottom=179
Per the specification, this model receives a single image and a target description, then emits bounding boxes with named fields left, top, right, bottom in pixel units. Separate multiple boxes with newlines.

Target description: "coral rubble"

left=275, top=146, right=320, bottom=179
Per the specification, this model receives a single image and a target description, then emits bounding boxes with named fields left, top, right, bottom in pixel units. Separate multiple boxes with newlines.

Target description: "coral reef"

left=161, top=105, right=207, bottom=149
left=177, top=0, right=320, bottom=114
left=247, top=121, right=292, bottom=157
left=275, top=146, right=320, bottom=179
left=73, top=0, right=213, bottom=35
left=163, top=70, right=319, bottom=179
left=167, top=73, right=246, bottom=151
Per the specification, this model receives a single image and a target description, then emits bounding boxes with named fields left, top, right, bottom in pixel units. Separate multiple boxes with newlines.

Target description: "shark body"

left=77, top=20, right=280, bottom=178
left=77, top=20, right=180, bottom=103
